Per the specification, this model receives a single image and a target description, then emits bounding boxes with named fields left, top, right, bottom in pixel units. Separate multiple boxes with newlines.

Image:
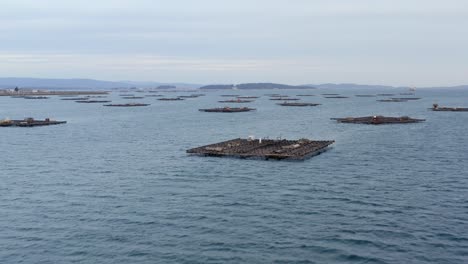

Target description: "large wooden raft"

left=187, top=138, right=334, bottom=160
left=331, top=116, right=425, bottom=124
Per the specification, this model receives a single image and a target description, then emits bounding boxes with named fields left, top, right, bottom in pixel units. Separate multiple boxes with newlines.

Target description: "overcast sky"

left=1, top=0, right=467, bottom=86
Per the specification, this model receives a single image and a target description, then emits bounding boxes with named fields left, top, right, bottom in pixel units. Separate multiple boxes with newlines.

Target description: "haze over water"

left=1, top=88, right=467, bottom=263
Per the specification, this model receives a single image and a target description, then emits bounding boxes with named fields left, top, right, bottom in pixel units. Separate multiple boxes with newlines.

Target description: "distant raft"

left=23, top=96, right=49, bottom=99
left=104, top=103, right=150, bottom=107
left=187, top=138, right=335, bottom=160
left=269, top=98, right=300, bottom=101
left=218, top=99, right=253, bottom=103
left=179, top=95, right=202, bottom=98
left=324, top=96, right=349, bottom=99
left=377, top=99, right=409, bottom=102
left=86, top=95, right=108, bottom=98
left=332, top=115, right=425, bottom=125
left=277, top=102, right=321, bottom=107
left=431, top=104, right=468, bottom=112
left=75, top=100, right=112, bottom=103
left=199, top=107, right=256, bottom=113
left=121, top=96, right=144, bottom=99
left=0, top=117, right=66, bottom=127
left=158, top=97, right=184, bottom=101
left=61, top=97, right=90, bottom=100
left=355, top=94, right=376, bottom=97
left=391, top=97, right=421, bottom=100
left=237, top=96, right=259, bottom=99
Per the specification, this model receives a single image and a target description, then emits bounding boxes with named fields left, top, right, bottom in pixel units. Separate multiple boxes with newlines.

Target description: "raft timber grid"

left=187, top=138, right=335, bottom=160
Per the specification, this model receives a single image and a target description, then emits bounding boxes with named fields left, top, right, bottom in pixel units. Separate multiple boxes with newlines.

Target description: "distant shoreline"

left=0, top=90, right=108, bottom=96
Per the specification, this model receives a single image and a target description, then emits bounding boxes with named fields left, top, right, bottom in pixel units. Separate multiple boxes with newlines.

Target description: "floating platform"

left=277, top=102, right=320, bottom=107
left=121, top=96, right=144, bottom=99
left=23, top=96, right=49, bottom=99
left=377, top=93, right=395, bottom=96
left=269, top=94, right=289, bottom=97
left=0, top=90, right=107, bottom=96
left=86, top=95, right=108, bottom=98
left=269, top=98, right=300, bottom=101
left=331, top=115, right=425, bottom=125
left=220, top=94, right=240, bottom=97
left=237, top=96, right=259, bottom=99
left=75, top=100, right=112, bottom=103
left=355, top=94, right=376, bottom=97
left=61, top=97, right=90, bottom=100
left=158, top=97, right=184, bottom=101
left=324, top=96, right=349, bottom=98
left=199, top=107, right=255, bottom=113
left=1, top=118, right=66, bottom=127
left=218, top=99, right=253, bottom=103
left=431, top=104, right=468, bottom=112
left=104, top=103, right=150, bottom=107
left=179, top=95, right=201, bottom=98
left=296, top=94, right=315, bottom=97
left=321, top=93, right=340, bottom=96
left=187, top=138, right=335, bottom=160
left=145, top=94, right=163, bottom=97
left=377, top=99, right=409, bottom=102
left=391, top=97, right=421, bottom=100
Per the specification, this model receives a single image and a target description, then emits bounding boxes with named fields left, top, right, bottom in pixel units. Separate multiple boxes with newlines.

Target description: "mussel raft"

left=61, top=97, right=89, bottom=100
left=199, top=107, right=255, bottom=113
left=23, top=96, right=49, bottom=99
left=237, top=96, right=259, bottom=99
left=377, top=99, right=409, bottom=102
left=187, top=138, right=335, bottom=160
left=104, top=103, right=150, bottom=107
left=0, top=118, right=66, bottom=127
left=178, top=95, right=202, bottom=98
left=218, top=99, right=253, bottom=103
left=331, top=116, right=425, bottom=124
left=121, top=96, right=144, bottom=99
left=269, top=98, right=300, bottom=101
left=75, top=100, right=112, bottom=103
left=431, top=104, right=468, bottom=112
left=158, top=97, right=184, bottom=101
left=277, top=102, right=320, bottom=106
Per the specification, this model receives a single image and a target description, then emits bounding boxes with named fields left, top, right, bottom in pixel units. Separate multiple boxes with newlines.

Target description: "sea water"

left=1, top=88, right=467, bottom=263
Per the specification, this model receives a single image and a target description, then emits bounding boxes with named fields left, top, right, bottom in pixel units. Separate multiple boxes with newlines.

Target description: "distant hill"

left=200, top=83, right=312, bottom=90
left=1, top=78, right=466, bottom=90
left=199, top=84, right=234, bottom=90
left=425, top=85, right=468, bottom=89
left=156, top=85, right=176, bottom=89
left=305, top=83, right=410, bottom=90
left=0, top=78, right=200, bottom=90
left=305, top=83, right=468, bottom=90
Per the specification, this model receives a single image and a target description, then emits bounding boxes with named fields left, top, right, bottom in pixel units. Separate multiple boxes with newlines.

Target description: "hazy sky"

left=1, top=0, right=467, bottom=86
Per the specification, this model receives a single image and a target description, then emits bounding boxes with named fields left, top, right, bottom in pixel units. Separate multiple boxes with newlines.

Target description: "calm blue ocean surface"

left=1, top=88, right=467, bottom=263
